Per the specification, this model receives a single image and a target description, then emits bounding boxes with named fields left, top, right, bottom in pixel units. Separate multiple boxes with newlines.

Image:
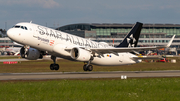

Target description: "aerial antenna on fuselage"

left=30, top=21, right=32, bottom=23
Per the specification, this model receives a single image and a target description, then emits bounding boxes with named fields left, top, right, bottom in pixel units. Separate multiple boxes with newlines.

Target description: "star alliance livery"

left=7, top=22, right=175, bottom=71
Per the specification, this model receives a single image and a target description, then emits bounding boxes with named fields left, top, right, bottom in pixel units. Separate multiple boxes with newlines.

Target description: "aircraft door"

left=119, top=54, right=124, bottom=63
left=31, top=24, right=41, bottom=46
left=33, top=25, right=39, bottom=38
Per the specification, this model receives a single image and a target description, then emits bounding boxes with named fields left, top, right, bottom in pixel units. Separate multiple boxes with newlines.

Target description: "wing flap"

left=91, top=47, right=159, bottom=54
left=132, top=56, right=163, bottom=60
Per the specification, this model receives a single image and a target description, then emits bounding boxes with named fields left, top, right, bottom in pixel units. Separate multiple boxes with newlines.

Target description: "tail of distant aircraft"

left=116, top=22, right=143, bottom=47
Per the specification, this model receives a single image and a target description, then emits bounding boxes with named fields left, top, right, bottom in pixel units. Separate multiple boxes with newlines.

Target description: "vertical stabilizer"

left=116, top=22, right=143, bottom=47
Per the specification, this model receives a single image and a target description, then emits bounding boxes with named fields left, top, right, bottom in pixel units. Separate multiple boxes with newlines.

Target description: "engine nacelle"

left=20, top=47, right=41, bottom=60
left=71, top=47, right=91, bottom=62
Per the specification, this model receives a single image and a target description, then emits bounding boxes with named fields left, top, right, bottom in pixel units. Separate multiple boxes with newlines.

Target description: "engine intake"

left=71, top=47, right=91, bottom=62
left=20, top=47, right=41, bottom=60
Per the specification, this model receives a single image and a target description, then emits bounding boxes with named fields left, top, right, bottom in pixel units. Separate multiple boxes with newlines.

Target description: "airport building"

left=56, top=23, right=180, bottom=54
left=0, top=37, right=14, bottom=48
left=0, top=37, right=14, bottom=54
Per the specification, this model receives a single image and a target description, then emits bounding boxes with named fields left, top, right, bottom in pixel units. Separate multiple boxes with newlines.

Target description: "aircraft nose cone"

left=7, top=29, right=14, bottom=39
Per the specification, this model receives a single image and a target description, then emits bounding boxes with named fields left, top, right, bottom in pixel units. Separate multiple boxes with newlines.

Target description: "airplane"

left=4, top=42, right=22, bottom=55
left=5, top=47, right=21, bottom=55
left=7, top=22, right=175, bottom=71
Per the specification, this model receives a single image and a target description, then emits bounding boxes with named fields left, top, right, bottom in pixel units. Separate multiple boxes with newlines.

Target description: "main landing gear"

left=50, top=55, right=59, bottom=70
left=83, top=64, right=93, bottom=71
left=49, top=55, right=93, bottom=71
left=83, top=60, right=93, bottom=71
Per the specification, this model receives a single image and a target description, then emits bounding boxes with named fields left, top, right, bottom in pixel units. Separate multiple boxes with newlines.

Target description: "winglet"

left=166, top=35, right=175, bottom=47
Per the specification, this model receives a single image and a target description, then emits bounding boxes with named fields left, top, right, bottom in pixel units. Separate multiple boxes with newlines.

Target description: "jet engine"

left=20, top=47, right=42, bottom=60
left=71, top=47, right=91, bottom=62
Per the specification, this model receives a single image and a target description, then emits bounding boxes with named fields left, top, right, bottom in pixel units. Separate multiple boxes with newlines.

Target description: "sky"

left=0, top=0, right=180, bottom=30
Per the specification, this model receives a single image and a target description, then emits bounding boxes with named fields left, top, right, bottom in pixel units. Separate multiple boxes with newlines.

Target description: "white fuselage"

left=7, top=22, right=140, bottom=66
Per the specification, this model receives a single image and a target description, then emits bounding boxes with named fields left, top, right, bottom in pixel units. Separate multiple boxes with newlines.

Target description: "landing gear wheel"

left=50, top=64, right=59, bottom=70
left=88, top=65, right=93, bottom=71
left=50, top=56, right=60, bottom=71
left=54, top=64, right=59, bottom=70
left=83, top=65, right=88, bottom=71
left=50, top=64, right=55, bottom=70
left=83, top=64, right=93, bottom=71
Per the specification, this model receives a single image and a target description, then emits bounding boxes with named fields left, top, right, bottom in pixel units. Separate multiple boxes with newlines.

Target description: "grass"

left=0, top=57, right=180, bottom=73
left=1, top=78, right=180, bottom=101
left=0, top=56, right=20, bottom=59
left=1, top=57, right=180, bottom=101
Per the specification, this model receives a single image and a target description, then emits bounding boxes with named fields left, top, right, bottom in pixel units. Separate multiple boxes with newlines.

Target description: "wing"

left=90, top=47, right=162, bottom=55
left=90, top=35, right=175, bottom=54
left=64, top=35, right=175, bottom=56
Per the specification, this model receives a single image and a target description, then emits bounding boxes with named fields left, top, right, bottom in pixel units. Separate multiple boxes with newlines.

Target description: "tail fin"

left=116, top=22, right=143, bottom=47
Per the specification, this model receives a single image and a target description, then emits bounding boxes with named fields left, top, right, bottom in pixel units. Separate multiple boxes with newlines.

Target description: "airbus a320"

left=7, top=22, right=175, bottom=71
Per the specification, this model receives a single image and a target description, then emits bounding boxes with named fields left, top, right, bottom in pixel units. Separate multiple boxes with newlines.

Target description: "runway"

left=0, top=58, right=45, bottom=62
left=1, top=70, right=180, bottom=80
left=0, top=58, right=29, bottom=62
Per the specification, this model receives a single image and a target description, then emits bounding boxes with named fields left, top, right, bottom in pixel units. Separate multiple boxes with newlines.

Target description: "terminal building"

left=56, top=23, right=180, bottom=54
left=0, top=37, right=14, bottom=48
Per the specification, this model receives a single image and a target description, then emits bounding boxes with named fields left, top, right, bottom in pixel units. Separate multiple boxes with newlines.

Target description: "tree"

left=0, top=29, right=7, bottom=37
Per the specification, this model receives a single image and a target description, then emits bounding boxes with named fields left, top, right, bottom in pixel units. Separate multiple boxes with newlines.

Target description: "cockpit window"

left=14, top=26, right=20, bottom=28
left=21, top=26, right=24, bottom=29
left=13, top=25, right=28, bottom=30
left=24, top=27, right=28, bottom=30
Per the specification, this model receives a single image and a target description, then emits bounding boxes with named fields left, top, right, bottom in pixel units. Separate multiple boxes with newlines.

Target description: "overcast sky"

left=0, top=0, right=180, bottom=30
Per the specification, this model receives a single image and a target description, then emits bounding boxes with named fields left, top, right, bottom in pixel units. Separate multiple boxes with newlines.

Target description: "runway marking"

left=1, top=70, right=180, bottom=80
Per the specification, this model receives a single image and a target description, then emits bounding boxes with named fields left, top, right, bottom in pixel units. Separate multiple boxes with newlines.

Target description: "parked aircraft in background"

left=7, top=22, right=175, bottom=71
left=5, top=47, right=21, bottom=55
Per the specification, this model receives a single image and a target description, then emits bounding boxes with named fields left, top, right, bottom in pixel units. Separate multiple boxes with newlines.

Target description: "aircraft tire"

left=88, top=65, right=93, bottom=71
left=50, top=64, right=55, bottom=70
left=83, top=65, right=88, bottom=71
left=54, top=64, right=59, bottom=70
